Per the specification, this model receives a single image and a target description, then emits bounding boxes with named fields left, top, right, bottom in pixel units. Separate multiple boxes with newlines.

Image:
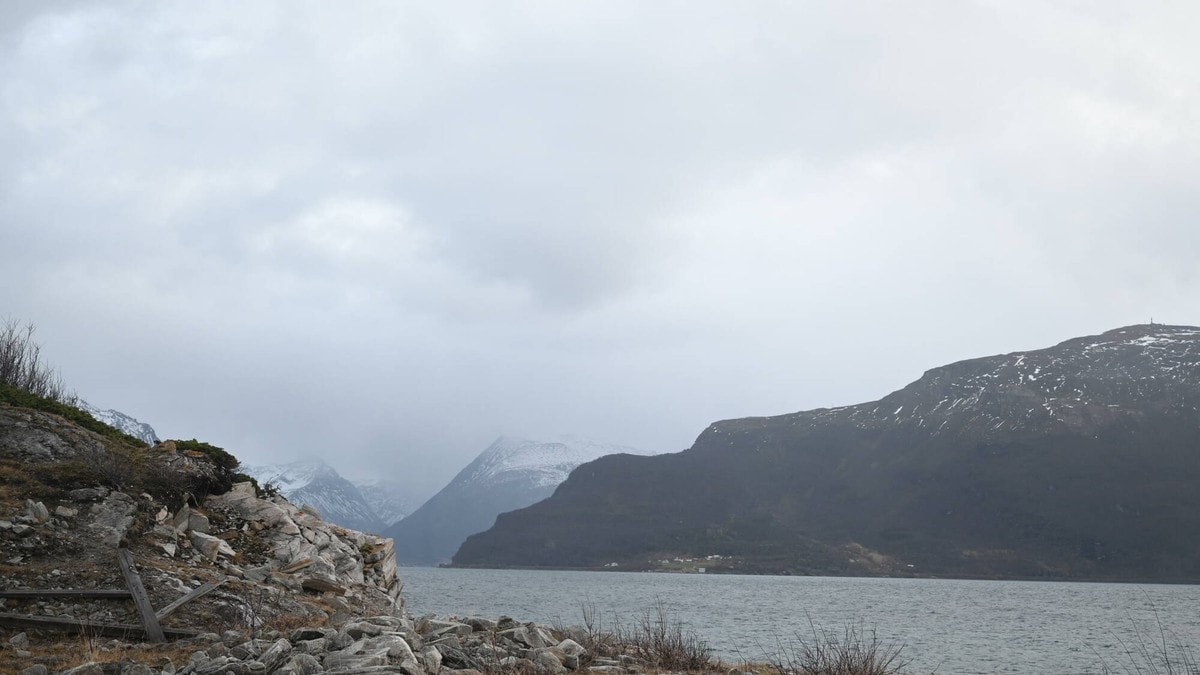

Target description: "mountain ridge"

left=453, top=324, right=1200, bottom=581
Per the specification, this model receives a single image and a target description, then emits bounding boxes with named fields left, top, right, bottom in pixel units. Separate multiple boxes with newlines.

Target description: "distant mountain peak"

left=387, top=435, right=652, bottom=565
left=469, top=435, right=646, bottom=488
left=76, top=401, right=159, bottom=445
left=242, top=459, right=386, bottom=534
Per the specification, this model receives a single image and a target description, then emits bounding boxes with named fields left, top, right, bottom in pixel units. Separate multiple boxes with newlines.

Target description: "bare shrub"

left=769, top=618, right=908, bottom=675
left=580, top=601, right=618, bottom=658
left=79, top=445, right=138, bottom=491
left=1091, top=602, right=1200, bottom=675
left=0, top=318, right=77, bottom=404
left=616, top=600, right=715, bottom=671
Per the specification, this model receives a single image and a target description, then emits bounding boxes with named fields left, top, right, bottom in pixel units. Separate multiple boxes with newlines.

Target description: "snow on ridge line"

left=471, top=435, right=649, bottom=484
left=242, top=460, right=333, bottom=493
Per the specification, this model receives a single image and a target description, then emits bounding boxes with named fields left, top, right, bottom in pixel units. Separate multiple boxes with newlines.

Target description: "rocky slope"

left=387, top=436, right=647, bottom=565
left=0, top=396, right=404, bottom=672
left=454, top=324, right=1200, bottom=581
left=243, top=460, right=386, bottom=534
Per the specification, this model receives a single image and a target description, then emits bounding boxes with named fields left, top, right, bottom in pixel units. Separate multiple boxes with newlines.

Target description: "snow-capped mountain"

left=385, top=435, right=650, bottom=565
left=242, top=460, right=385, bottom=534
left=352, top=479, right=415, bottom=527
left=76, top=401, right=159, bottom=445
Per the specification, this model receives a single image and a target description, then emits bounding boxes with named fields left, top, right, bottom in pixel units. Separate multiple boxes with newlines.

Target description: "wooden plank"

left=155, top=579, right=225, bottom=621
left=0, top=589, right=132, bottom=599
left=116, top=548, right=165, bottom=643
left=0, top=612, right=202, bottom=639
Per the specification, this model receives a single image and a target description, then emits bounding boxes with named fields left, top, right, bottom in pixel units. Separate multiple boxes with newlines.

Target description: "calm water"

left=400, top=567, right=1200, bottom=675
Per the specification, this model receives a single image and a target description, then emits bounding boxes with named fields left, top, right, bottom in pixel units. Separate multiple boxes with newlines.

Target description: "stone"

left=11, top=523, right=34, bottom=537
left=364, top=632, right=419, bottom=661
left=323, top=647, right=391, bottom=670
left=67, top=487, right=108, bottom=501
left=191, top=530, right=236, bottom=560
left=18, top=666, right=49, bottom=675
left=301, top=574, right=347, bottom=595
left=244, top=564, right=273, bottom=582
left=9, top=631, right=30, bottom=647
left=467, top=617, right=497, bottom=632
left=280, top=557, right=316, bottom=574
left=421, top=645, right=443, bottom=672
left=24, top=499, right=50, bottom=522
left=344, top=621, right=384, bottom=638
left=118, top=664, right=155, bottom=675
left=193, top=656, right=237, bottom=675
left=58, top=665, right=105, bottom=675
left=155, top=506, right=170, bottom=523
left=535, top=649, right=568, bottom=673
left=259, top=637, right=294, bottom=672
left=158, top=542, right=177, bottom=557
left=557, top=639, right=586, bottom=657
left=500, top=625, right=548, bottom=649
left=88, top=491, right=136, bottom=546
left=189, top=512, right=211, bottom=534
left=172, top=505, right=192, bottom=533
left=298, top=637, right=328, bottom=654
left=423, top=619, right=473, bottom=638
left=280, top=653, right=323, bottom=674
left=54, top=505, right=78, bottom=518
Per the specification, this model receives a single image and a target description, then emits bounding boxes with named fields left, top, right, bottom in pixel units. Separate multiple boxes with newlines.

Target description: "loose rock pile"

left=12, top=612, right=659, bottom=675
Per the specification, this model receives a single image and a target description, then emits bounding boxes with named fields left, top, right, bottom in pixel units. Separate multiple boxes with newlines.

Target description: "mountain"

left=353, top=479, right=416, bottom=527
left=76, top=400, right=160, bottom=445
left=386, top=435, right=649, bottom=565
left=453, top=324, right=1200, bottom=582
left=242, top=460, right=385, bottom=534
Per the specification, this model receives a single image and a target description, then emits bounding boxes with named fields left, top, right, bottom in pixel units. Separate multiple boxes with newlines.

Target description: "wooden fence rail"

left=0, top=547, right=225, bottom=642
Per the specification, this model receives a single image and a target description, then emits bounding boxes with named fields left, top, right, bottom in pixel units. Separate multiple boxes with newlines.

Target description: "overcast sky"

left=2, top=2, right=1198, bottom=498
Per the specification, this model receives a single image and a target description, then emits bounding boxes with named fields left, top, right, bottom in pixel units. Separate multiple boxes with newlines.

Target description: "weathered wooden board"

left=0, top=589, right=132, bottom=599
left=116, top=548, right=165, bottom=643
left=155, top=579, right=225, bottom=620
left=0, top=612, right=201, bottom=639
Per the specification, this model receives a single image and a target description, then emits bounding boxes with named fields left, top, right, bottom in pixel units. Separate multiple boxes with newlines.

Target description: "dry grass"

left=0, top=634, right=200, bottom=675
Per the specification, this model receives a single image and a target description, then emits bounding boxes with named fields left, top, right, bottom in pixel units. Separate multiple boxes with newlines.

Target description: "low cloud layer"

left=3, top=2, right=1198, bottom=497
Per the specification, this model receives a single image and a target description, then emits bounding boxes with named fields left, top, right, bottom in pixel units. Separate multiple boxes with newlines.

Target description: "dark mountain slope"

left=454, top=325, right=1200, bottom=581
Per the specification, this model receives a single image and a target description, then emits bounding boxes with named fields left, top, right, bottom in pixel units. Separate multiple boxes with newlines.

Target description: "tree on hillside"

left=0, top=318, right=77, bottom=404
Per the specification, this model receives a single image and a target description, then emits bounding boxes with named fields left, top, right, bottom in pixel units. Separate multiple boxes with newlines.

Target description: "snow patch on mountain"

left=76, top=401, right=159, bottom=445
left=466, top=435, right=646, bottom=488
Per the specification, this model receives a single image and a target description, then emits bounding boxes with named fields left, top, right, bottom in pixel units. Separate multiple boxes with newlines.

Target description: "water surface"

left=401, top=567, right=1200, bottom=674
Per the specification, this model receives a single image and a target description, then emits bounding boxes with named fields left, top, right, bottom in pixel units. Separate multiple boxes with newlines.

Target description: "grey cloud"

left=2, top=1, right=1199, bottom=493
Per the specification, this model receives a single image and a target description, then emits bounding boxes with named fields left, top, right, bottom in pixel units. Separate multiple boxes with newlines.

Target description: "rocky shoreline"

left=3, top=609, right=691, bottom=675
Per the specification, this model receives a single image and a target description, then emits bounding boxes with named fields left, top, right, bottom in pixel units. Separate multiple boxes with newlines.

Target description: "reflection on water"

left=401, top=567, right=1200, bottom=674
